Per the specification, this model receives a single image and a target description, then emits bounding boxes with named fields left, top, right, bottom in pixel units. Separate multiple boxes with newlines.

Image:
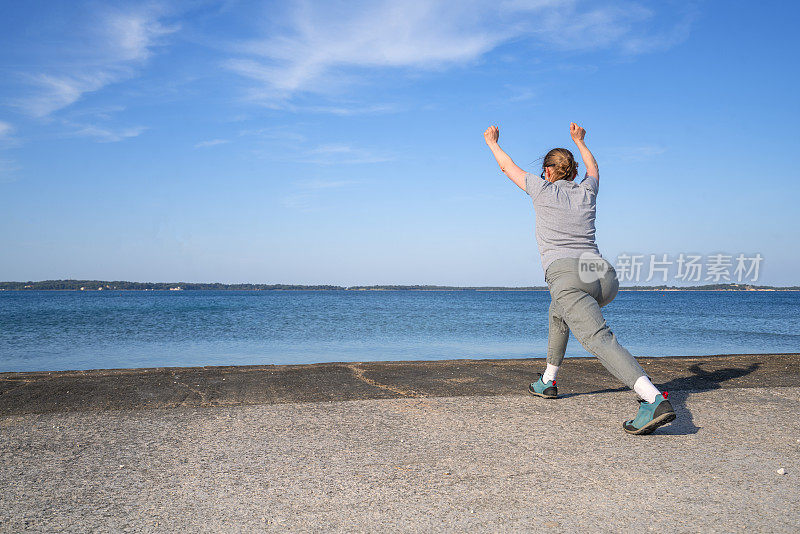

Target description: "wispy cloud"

left=620, top=6, right=698, bottom=54
left=60, top=105, right=128, bottom=122
left=226, top=0, right=695, bottom=106
left=0, top=120, right=23, bottom=149
left=71, top=124, right=148, bottom=142
left=0, top=121, right=14, bottom=139
left=293, top=103, right=399, bottom=116
left=298, top=179, right=359, bottom=190
left=194, top=139, right=230, bottom=148
left=238, top=128, right=306, bottom=142
left=23, top=73, right=117, bottom=119
left=304, top=144, right=394, bottom=165
left=17, top=6, right=178, bottom=117
left=610, top=144, right=668, bottom=161
left=504, top=86, right=537, bottom=103
left=246, top=132, right=393, bottom=165
left=226, top=1, right=504, bottom=103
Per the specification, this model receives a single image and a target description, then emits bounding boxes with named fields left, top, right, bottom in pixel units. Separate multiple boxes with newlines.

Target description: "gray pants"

left=545, top=257, right=646, bottom=389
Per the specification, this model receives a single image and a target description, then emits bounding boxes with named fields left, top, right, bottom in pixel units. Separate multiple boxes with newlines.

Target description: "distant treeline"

left=346, top=285, right=547, bottom=291
left=0, top=280, right=798, bottom=291
left=618, top=283, right=800, bottom=291
left=0, top=280, right=343, bottom=291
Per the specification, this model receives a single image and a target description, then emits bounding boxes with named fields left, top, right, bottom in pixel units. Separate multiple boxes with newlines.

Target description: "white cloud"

left=304, top=144, right=394, bottom=165
left=610, top=145, right=667, bottom=161
left=72, top=124, right=148, bottom=143
left=527, top=3, right=651, bottom=51
left=299, top=179, right=358, bottom=190
left=295, top=104, right=399, bottom=116
left=0, top=120, right=20, bottom=148
left=227, top=0, right=695, bottom=105
left=0, top=121, right=14, bottom=139
left=23, top=73, right=119, bottom=118
left=620, top=7, right=698, bottom=54
left=195, top=139, right=231, bottom=148
left=227, top=1, right=503, bottom=102
left=504, top=86, right=537, bottom=103
left=248, top=134, right=393, bottom=165
left=60, top=105, right=128, bottom=122
left=309, top=144, right=355, bottom=155
left=18, top=7, right=178, bottom=117
left=105, top=8, right=175, bottom=63
left=238, top=128, right=306, bottom=142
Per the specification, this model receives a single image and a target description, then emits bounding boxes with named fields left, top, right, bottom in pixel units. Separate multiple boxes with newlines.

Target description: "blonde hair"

left=543, top=148, right=577, bottom=182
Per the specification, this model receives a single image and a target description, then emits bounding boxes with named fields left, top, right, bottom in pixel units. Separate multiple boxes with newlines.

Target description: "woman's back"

left=525, top=172, right=601, bottom=272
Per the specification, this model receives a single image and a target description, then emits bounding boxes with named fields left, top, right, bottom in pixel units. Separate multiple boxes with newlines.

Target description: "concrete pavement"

left=1, top=354, right=800, bottom=532
left=2, top=353, right=799, bottom=415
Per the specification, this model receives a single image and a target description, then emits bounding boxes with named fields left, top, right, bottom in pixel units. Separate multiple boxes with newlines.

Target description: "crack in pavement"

left=169, top=372, right=210, bottom=406
left=346, top=364, right=421, bottom=398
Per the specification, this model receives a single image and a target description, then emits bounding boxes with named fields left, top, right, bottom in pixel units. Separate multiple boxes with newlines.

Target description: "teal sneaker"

left=623, top=392, right=676, bottom=435
left=528, top=373, right=558, bottom=399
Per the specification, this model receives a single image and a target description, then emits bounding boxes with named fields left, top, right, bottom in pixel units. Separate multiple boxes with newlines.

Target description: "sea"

left=1, top=290, right=798, bottom=373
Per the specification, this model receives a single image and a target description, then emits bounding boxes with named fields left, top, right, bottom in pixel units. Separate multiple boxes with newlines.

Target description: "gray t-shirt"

left=525, top=172, right=601, bottom=273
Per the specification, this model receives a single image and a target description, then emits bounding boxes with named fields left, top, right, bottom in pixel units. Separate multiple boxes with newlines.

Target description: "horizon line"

left=1, top=280, right=798, bottom=291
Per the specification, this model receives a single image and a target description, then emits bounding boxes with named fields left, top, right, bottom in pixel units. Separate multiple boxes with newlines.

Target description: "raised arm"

left=570, top=122, right=599, bottom=180
left=484, top=125, right=527, bottom=191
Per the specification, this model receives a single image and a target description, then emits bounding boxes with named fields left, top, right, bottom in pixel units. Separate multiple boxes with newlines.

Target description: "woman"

left=483, top=122, right=676, bottom=435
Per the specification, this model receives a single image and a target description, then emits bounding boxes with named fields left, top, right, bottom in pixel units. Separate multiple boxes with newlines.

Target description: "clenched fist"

left=570, top=122, right=586, bottom=143
left=484, top=125, right=499, bottom=145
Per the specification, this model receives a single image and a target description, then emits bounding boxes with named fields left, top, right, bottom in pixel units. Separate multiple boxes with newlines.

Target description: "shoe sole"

left=527, top=387, right=558, bottom=399
left=623, top=411, right=676, bottom=435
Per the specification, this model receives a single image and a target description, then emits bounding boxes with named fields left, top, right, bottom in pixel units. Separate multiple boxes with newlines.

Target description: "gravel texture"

left=2, top=386, right=799, bottom=532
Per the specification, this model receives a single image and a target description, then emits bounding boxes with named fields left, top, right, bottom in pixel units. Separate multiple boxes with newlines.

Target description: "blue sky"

left=1, top=0, right=798, bottom=286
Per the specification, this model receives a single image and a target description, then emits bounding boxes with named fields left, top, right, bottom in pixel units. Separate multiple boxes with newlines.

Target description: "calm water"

left=1, top=290, right=799, bottom=372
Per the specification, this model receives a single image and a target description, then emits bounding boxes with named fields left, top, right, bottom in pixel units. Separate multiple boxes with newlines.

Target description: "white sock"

left=542, top=364, right=559, bottom=383
left=633, top=376, right=661, bottom=403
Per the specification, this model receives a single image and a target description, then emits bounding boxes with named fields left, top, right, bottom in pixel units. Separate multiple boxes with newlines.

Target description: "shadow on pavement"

left=557, top=362, right=761, bottom=435
left=655, top=363, right=760, bottom=435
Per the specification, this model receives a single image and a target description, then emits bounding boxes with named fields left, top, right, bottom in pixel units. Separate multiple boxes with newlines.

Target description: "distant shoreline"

left=1, top=280, right=798, bottom=292
left=2, top=289, right=800, bottom=292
